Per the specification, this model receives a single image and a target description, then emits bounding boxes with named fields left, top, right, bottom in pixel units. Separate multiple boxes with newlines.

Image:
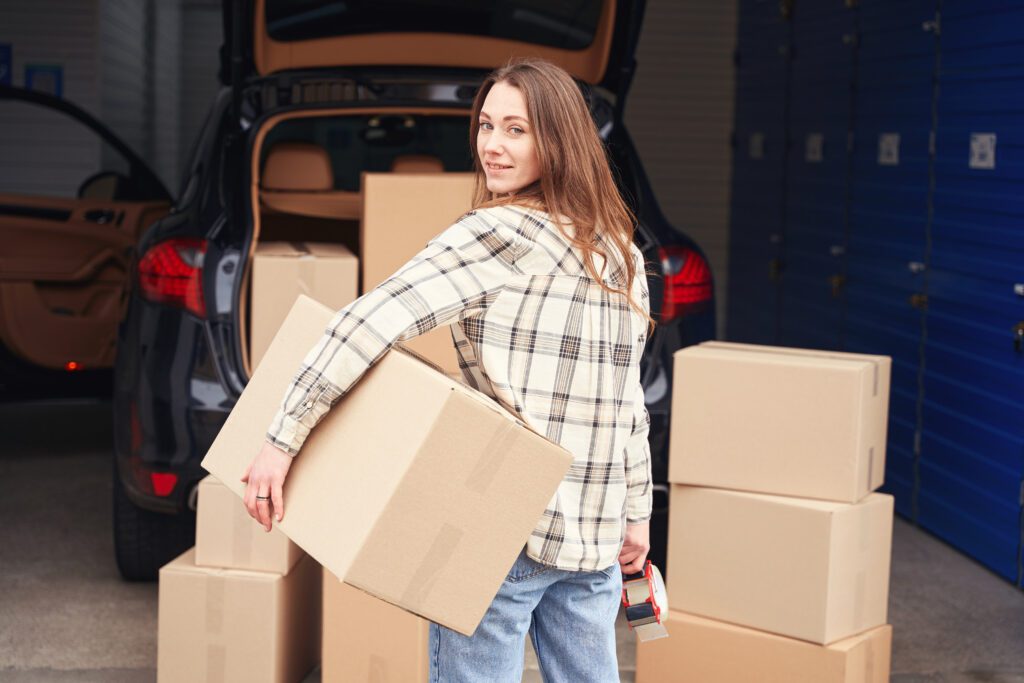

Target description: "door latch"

left=909, top=293, right=928, bottom=310
left=1014, top=321, right=1024, bottom=353
left=829, top=274, right=846, bottom=298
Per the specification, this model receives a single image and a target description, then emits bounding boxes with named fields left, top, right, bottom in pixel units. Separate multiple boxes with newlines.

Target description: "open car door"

left=0, top=85, right=171, bottom=372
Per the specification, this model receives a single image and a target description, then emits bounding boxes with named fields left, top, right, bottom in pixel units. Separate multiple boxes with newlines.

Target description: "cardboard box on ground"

left=202, top=295, right=573, bottom=636
left=195, top=475, right=304, bottom=574
left=636, top=612, right=891, bottom=683
left=666, top=484, right=893, bottom=645
left=157, top=549, right=321, bottom=683
left=669, top=341, right=891, bottom=502
left=360, top=172, right=475, bottom=373
left=322, top=568, right=429, bottom=683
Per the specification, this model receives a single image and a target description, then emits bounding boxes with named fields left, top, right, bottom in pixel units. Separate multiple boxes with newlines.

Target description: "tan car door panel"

left=0, top=194, right=170, bottom=370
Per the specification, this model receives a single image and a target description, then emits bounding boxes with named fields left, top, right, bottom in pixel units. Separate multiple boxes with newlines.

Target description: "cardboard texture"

left=195, top=475, right=304, bottom=574
left=666, top=484, right=893, bottom=645
left=669, top=341, right=891, bottom=502
left=201, top=294, right=573, bottom=636
left=361, top=172, right=475, bottom=373
left=251, top=241, right=358, bottom=368
left=157, top=548, right=321, bottom=683
left=322, top=569, right=429, bottom=683
left=636, top=611, right=892, bottom=683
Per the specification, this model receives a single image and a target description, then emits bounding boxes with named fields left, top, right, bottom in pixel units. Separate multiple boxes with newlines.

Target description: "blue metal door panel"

left=916, top=465, right=1021, bottom=582
left=778, top=3, right=856, bottom=350
left=916, top=3, right=1024, bottom=585
left=728, top=2, right=789, bottom=344
left=846, top=0, right=938, bottom=523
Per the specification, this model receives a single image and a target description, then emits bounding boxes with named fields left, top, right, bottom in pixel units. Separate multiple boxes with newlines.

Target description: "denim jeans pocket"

left=596, top=561, right=621, bottom=580
left=504, top=548, right=551, bottom=583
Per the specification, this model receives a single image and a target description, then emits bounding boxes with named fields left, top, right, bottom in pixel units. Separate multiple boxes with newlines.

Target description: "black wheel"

left=112, top=462, right=195, bottom=581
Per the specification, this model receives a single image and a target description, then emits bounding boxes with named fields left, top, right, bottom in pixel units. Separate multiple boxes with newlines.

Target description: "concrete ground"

left=1, top=400, right=1022, bottom=682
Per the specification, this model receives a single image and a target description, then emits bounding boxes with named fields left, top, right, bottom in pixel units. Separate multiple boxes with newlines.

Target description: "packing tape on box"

left=205, top=573, right=228, bottom=682
left=230, top=501, right=254, bottom=566
left=368, top=654, right=388, bottom=683
left=464, top=420, right=518, bottom=494
left=291, top=241, right=315, bottom=300
left=400, top=522, right=463, bottom=607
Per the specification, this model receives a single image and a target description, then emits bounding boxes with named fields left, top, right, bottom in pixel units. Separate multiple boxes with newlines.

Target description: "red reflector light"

left=64, top=361, right=81, bottom=371
left=150, top=472, right=179, bottom=497
left=659, top=246, right=713, bottom=321
left=128, top=455, right=179, bottom=499
left=138, top=238, right=207, bottom=317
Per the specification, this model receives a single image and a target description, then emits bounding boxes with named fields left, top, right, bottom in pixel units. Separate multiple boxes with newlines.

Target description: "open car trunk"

left=241, top=106, right=478, bottom=377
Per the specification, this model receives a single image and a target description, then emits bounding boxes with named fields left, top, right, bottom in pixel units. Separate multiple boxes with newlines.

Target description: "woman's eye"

left=510, top=126, right=524, bottom=135
left=480, top=121, right=493, bottom=130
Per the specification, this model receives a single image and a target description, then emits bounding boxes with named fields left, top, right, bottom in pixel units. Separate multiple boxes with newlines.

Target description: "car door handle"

left=84, top=209, right=118, bottom=224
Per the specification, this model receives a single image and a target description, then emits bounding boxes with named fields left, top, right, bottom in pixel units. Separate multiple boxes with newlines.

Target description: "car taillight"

left=128, top=454, right=179, bottom=498
left=659, top=246, right=712, bottom=321
left=137, top=238, right=207, bottom=317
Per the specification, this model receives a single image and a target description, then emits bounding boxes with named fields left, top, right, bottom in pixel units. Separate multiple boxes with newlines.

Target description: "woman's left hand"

left=618, top=521, right=651, bottom=574
left=241, top=441, right=294, bottom=531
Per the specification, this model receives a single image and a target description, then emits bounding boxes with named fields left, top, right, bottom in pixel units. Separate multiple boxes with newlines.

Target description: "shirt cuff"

left=265, top=411, right=311, bottom=457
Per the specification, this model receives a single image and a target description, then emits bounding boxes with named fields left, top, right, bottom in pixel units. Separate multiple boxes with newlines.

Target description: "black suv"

left=112, top=0, right=715, bottom=580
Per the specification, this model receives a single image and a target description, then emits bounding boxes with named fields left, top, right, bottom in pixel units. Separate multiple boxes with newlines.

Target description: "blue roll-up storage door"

left=846, top=0, right=938, bottom=520
left=726, top=0, right=789, bottom=344
left=777, top=1, right=855, bottom=351
left=917, top=0, right=1024, bottom=585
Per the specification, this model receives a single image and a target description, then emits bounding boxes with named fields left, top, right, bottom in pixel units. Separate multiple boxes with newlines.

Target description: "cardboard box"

left=202, top=295, right=573, bottom=636
left=157, top=548, right=321, bottom=683
left=195, top=475, right=304, bottom=574
left=669, top=341, right=891, bottom=502
left=322, top=569, right=429, bottom=683
left=251, top=242, right=358, bottom=368
left=636, top=611, right=892, bottom=683
left=361, top=172, right=475, bottom=373
left=667, top=484, right=893, bottom=645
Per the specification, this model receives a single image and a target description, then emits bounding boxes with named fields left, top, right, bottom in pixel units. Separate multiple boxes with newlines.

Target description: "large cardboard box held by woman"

left=201, top=295, right=573, bottom=637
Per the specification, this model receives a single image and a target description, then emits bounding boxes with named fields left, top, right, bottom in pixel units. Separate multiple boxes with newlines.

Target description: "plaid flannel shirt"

left=266, top=205, right=652, bottom=572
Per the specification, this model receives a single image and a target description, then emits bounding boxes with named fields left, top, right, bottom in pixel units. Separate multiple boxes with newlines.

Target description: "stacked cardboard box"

left=157, top=477, right=322, bottom=682
left=250, top=241, right=359, bottom=369
left=637, top=341, right=895, bottom=682
left=321, top=569, right=430, bottom=682
left=360, top=172, right=475, bottom=374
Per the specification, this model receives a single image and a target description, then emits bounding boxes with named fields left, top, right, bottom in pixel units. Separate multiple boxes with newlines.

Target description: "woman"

left=243, top=58, right=655, bottom=682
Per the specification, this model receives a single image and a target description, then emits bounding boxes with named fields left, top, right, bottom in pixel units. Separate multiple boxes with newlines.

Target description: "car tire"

left=112, top=462, right=195, bottom=581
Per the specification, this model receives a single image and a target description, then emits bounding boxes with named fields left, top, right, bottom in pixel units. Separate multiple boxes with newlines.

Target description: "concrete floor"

left=0, top=400, right=1022, bottom=682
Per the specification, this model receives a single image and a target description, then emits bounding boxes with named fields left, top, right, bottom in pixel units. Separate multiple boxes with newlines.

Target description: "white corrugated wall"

left=625, top=0, right=738, bottom=338
left=0, top=0, right=101, bottom=197
left=179, top=0, right=223, bottom=177
left=97, top=0, right=147, bottom=176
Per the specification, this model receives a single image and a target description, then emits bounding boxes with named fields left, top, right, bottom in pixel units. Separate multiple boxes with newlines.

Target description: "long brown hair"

left=469, top=58, right=656, bottom=333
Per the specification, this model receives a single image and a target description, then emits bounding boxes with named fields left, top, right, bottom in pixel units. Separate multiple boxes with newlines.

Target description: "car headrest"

left=390, top=155, right=444, bottom=173
left=262, top=143, right=333, bottom=191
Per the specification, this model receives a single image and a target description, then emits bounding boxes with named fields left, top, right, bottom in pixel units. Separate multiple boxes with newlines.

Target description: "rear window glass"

left=259, top=113, right=473, bottom=191
left=265, top=0, right=604, bottom=51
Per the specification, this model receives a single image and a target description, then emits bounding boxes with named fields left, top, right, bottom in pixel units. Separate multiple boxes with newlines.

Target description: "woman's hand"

left=241, top=441, right=294, bottom=532
left=618, top=521, right=651, bottom=574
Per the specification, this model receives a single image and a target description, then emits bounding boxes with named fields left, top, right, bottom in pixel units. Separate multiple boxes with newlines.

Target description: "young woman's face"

left=477, top=81, right=542, bottom=195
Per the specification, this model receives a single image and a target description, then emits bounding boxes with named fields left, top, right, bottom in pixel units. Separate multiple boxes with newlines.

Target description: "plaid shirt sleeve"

left=624, top=266, right=653, bottom=524
left=265, top=211, right=523, bottom=456
left=624, top=379, right=653, bottom=523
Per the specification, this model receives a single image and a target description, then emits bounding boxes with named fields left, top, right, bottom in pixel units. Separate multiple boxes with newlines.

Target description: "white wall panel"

left=179, top=1, right=223, bottom=177
left=626, top=0, right=738, bottom=337
left=0, top=0, right=101, bottom=197
left=98, top=0, right=147, bottom=175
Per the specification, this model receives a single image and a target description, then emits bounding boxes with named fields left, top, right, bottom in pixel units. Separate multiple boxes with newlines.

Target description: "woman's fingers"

left=240, top=461, right=251, bottom=483
left=271, top=481, right=285, bottom=523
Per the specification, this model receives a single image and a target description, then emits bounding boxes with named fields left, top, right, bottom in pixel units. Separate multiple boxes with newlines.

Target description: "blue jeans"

left=429, top=546, right=622, bottom=682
